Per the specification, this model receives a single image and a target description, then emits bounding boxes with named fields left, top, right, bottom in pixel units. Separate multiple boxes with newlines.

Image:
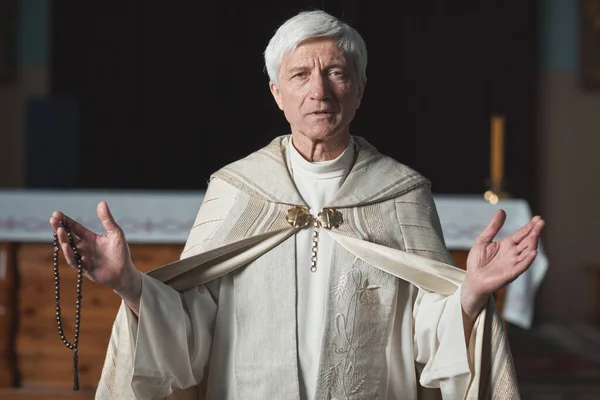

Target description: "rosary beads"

left=53, top=220, right=82, bottom=391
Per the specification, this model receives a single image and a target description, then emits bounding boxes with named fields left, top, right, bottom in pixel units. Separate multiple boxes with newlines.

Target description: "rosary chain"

left=53, top=221, right=82, bottom=354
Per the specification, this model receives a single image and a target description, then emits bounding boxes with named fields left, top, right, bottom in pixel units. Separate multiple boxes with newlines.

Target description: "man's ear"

left=356, top=77, right=367, bottom=109
left=269, top=81, right=284, bottom=111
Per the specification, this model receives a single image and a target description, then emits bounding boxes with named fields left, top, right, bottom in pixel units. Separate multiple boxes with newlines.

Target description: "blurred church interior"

left=1, top=0, right=600, bottom=399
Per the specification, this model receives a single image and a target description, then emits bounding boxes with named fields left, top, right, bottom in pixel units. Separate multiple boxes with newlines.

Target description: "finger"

left=49, top=211, right=91, bottom=240
left=532, top=218, right=545, bottom=235
left=514, top=250, right=537, bottom=276
left=476, top=209, right=506, bottom=244
left=56, top=226, right=81, bottom=268
left=516, top=219, right=545, bottom=253
left=517, top=234, right=538, bottom=253
left=517, top=247, right=537, bottom=263
left=510, top=215, right=542, bottom=244
left=97, top=201, right=123, bottom=236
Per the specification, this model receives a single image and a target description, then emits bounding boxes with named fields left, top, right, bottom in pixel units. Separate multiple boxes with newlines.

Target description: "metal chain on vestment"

left=285, top=206, right=343, bottom=272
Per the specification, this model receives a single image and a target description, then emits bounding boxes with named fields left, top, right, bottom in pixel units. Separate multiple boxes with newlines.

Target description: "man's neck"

left=291, top=133, right=350, bottom=162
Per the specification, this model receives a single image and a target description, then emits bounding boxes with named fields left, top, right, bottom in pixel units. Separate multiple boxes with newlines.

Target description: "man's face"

left=270, top=38, right=366, bottom=142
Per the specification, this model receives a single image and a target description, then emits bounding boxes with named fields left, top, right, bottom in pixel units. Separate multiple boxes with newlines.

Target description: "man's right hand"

left=49, top=201, right=142, bottom=312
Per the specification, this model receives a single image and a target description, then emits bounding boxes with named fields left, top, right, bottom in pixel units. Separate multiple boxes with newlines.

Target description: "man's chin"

left=294, top=129, right=348, bottom=142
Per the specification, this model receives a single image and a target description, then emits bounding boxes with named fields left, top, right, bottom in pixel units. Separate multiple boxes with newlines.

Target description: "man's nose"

left=309, top=74, right=331, bottom=100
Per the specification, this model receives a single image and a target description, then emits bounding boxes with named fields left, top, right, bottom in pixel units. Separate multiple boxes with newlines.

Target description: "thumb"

left=97, top=201, right=123, bottom=236
left=476, top=209, right=506, bottom=244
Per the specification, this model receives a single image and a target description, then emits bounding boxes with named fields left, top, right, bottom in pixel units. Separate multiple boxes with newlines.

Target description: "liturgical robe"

left=96, top=135, right=519, bottom=400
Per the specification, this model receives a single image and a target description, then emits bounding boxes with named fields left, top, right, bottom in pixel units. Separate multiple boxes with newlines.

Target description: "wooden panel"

left=0, top=243, right=17, bottom=387
left=0, top=386, right=94, bottom=399
left=6, top=242, right=506, bottom=398
left=15, top=243, right=184, bottom=392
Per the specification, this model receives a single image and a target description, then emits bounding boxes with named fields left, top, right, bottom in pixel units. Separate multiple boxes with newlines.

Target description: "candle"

left=491, top=115, right=505, bottom=187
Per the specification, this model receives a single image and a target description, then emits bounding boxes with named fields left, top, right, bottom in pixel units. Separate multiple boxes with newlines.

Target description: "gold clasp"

left=286, top=206, right=343, bottom=230
left=317, top=208, right=344, bottom=229
left=286, top=206, right=343, bottom=273
left=286, top=206, right=314, bottom=228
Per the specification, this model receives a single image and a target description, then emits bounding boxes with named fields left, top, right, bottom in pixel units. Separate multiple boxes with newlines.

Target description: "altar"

left=0, top=189, right=548, bottom=397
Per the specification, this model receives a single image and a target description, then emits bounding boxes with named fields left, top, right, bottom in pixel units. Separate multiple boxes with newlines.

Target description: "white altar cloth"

left=433, top=195, right=548, bottom=329
left=0, top=190, right=547, bottom=329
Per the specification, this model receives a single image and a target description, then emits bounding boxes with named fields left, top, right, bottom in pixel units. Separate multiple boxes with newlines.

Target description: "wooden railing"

left=0, top=243, right=183, bottom=399
left=0, top=243, right=17, bottom=388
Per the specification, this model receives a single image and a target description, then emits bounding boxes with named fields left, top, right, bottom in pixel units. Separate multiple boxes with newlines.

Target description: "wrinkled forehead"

left=281, top=37, right=353, bottom=70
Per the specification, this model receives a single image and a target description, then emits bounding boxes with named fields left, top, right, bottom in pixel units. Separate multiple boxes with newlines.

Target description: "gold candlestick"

left=491, top=115, right=504, bottom=187
left=485, top=114, right=510, bottom=204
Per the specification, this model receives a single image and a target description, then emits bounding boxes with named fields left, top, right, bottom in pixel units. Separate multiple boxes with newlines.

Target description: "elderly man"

left=50, top=10, right=543, bottom=400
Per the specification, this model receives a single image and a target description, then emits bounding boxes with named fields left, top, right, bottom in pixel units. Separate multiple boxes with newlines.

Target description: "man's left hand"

left=461, top=209, right=545, bottom=319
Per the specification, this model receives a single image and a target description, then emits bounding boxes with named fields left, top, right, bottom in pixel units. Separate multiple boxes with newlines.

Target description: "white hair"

left=264, top=10, right=367, bottom=87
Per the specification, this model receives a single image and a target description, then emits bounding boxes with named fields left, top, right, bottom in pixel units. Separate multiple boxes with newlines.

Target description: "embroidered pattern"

left=323, top=267, right=381, bottom=399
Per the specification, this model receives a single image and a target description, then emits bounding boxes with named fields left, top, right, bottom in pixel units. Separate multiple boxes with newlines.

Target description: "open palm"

left=465, top=209, right=545, bottom=297
left=49, top=201, right=135, bottom=290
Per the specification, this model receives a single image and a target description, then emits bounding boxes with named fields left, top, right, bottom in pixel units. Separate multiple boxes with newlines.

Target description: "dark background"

left=46, top=0, right=539, bottom=206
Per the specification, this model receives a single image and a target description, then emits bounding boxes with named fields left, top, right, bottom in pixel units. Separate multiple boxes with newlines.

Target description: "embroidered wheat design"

left=324, top=268, right=381, bottom=398
left=332, top=273, right=348, bottom=302
left=349, top=378, right=366, bottom=395
left=322, top=363, right=340, bottom=390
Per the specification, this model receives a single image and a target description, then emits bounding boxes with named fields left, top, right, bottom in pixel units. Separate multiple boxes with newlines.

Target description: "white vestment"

left=96, top=135, right=519, bottom=400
